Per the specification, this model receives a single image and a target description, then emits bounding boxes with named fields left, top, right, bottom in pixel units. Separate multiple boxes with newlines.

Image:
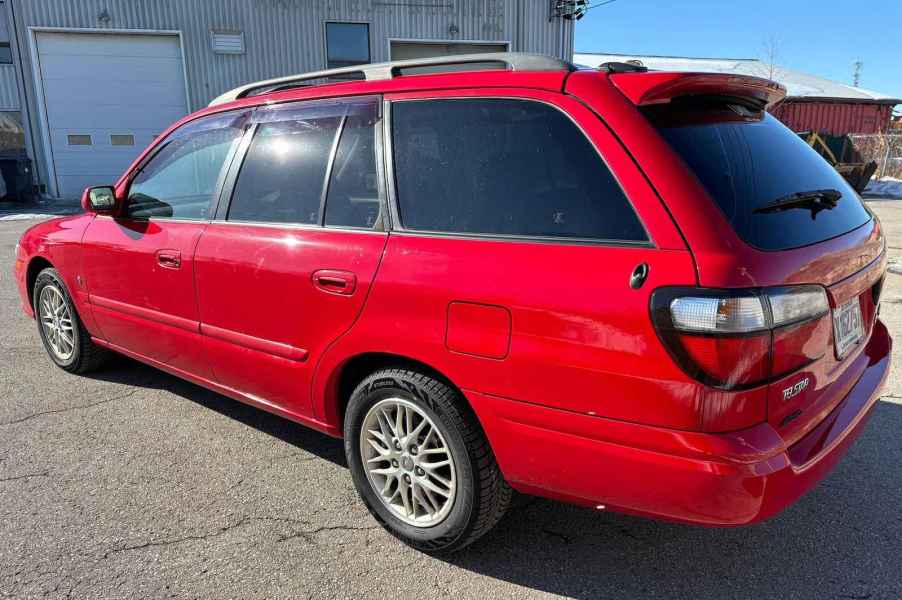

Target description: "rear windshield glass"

left=645, top=104, right=871, bottom=251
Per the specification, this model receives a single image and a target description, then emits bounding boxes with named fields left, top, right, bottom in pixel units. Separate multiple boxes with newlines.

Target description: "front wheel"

left=33, top=268, right=109, bottom=373
left=344, top=368, right=511, bottom=553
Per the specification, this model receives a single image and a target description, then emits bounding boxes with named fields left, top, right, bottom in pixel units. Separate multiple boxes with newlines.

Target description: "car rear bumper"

left=468, top=319, right=891, bottom=526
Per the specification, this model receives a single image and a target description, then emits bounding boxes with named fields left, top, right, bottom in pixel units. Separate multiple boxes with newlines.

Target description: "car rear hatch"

left=608, top=71, right=887, bottom=443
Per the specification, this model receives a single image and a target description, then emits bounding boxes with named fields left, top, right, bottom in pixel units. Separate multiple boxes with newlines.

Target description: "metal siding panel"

left=10, top=0, right=572, bottom=195
left=16, top=0, right=569, bottom=111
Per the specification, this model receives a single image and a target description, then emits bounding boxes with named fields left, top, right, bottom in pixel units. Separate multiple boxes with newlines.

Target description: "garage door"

left=389, top=41, right=508, bottom=61
left=35, top=32, right=188, bottom=198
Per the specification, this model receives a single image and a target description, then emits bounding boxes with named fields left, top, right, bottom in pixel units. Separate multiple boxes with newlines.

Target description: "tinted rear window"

left=646, top=105, right=871, bottom=251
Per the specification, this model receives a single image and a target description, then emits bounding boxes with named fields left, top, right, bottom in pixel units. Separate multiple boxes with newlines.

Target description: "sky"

left=574, top=0, right=902, bottom=104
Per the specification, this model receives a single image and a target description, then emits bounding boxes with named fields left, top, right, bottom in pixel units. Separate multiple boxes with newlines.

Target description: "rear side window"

left=646, top=105, right=872, bottom=251
left=390, top=98, right=647, bottom=242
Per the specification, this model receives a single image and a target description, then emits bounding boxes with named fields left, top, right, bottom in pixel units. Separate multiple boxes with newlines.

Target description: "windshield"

left=645, top=104, right=872, bottom=251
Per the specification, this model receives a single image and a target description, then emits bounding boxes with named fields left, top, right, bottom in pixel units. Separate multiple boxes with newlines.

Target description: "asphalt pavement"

left=1, top=200, right=901, bottom=599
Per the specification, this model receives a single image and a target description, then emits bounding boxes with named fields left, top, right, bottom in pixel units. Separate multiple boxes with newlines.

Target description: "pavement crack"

left=0, top=389, right=140, bottom=426
left=541, top=528, right=572, bottom=544
left=0, top=470, right=48, bottom=483
left=275, top=523, right=379, bottom=544
left=102, top=517, right=251, bottom=558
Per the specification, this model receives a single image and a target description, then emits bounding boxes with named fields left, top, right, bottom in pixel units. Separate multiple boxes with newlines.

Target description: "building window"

left=0, top=43, right=11, bottom=64
left=67, top=135, right=92, bottom=146
left=110, top=134, right=135, bottom=146
left=325, top=22, right=370, bottom=69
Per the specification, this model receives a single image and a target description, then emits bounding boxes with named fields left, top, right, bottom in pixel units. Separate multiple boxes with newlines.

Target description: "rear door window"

left=645, top=104, right=872, bottom=251
left=228, top=113, right=340, bottom=225
left=390, top=98, right=647, bottom=242
left=227, top=97, right=381, bottom=227
left=324, top=102, right=381, bottom=229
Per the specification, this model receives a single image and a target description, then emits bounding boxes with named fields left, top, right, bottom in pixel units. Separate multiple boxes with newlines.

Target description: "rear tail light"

left=651, top=286, right=829, bottom=389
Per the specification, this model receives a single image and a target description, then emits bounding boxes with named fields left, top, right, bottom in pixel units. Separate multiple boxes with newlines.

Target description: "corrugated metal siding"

left=0, top=64, right=20, bottom=110
left=771, top=101, right=893, bottom=135
left=15, top=0, right=571, bottom=111
left=8, top=0, right=573, bottom=195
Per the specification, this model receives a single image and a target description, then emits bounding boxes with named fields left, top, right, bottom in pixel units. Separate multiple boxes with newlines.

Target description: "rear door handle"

left=312, top=269, right=357, bottom=296
left=156, top=250, right=181, bottom=269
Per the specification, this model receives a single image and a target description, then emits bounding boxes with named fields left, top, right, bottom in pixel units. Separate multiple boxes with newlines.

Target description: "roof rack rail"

left=599, top=61, right=649, bottom=74
left=209, top=52, right=574, bottom=106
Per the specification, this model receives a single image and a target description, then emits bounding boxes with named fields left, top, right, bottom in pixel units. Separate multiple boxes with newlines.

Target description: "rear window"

left=645, top=104, right=871, bottom=251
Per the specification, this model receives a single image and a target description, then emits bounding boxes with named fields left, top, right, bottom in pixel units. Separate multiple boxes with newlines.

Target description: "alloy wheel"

left=38, top=284, right=75, bottom=361
left=359, top=397, right=457, bottom=527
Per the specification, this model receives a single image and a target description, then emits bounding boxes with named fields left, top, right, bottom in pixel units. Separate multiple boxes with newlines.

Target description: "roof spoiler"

left=609, top=72, right=787, bottom=110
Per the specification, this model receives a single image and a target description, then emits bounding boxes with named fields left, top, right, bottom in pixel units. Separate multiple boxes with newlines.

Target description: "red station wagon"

left=13, top=54, right=891, bottom=552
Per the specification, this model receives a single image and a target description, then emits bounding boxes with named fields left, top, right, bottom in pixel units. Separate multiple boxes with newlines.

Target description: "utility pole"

left=853, top=60, right=862, bottom=87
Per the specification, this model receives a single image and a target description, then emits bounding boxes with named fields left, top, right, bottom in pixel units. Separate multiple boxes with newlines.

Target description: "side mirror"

left=81, top=186, right=118, bottom=214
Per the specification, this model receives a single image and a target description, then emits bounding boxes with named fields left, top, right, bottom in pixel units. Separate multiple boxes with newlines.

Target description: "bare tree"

left=760, top=34, right=782, bottom=81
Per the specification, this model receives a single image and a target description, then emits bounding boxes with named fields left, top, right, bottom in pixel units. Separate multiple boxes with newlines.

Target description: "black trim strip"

left=216, top=122, right=258, bottom=221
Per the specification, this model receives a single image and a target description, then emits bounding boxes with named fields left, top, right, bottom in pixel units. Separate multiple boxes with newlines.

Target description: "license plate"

left=833, top=296, right=864, bottom=359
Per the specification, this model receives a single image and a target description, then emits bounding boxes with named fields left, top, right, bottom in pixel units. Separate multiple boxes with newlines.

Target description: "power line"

left=551, top=0, right=619, bottom=21
left=586, top=0, right=620, bottom=9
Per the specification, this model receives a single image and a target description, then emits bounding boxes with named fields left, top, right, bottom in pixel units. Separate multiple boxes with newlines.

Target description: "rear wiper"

left=753, top=189, right=841, bottom=219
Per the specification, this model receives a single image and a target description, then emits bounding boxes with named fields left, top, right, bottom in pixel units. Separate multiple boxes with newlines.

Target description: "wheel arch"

left=26, top=255, right=54, bottom=308
left=322, top=351, right=466, bottom=434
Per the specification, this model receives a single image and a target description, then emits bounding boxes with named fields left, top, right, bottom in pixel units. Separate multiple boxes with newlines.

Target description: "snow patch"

left=0, top=213, right=63, bottom=221
left=864, top=177, right=902, bottom=199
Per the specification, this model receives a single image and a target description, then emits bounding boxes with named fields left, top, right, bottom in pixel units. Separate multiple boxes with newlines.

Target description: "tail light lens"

left=651, top=286, right=829, bottom=389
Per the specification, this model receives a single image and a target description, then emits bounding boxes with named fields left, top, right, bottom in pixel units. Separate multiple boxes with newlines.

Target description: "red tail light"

left=651, top=286, right=830, bottom=390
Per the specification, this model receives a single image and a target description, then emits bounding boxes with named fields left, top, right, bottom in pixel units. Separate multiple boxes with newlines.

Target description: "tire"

left=33, top=268, right=109, bottom=374
left=344, top=368, right=511, bottom=553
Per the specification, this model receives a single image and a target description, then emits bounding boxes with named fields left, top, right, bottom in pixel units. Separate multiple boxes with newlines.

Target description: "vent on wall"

left=211, top=30, right=245, bottom=54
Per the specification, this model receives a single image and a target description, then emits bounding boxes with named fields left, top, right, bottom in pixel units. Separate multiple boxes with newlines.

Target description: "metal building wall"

left=6, top=0, right=572, bottom=194
left=771, top=101, right=895, bottom=135
left=12, top=0, right=572, bottom=111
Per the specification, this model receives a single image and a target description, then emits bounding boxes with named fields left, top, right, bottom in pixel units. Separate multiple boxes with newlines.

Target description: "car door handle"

left=156, top=250, right=181, bottom=269
left=312, top=269, right=357, bottom=295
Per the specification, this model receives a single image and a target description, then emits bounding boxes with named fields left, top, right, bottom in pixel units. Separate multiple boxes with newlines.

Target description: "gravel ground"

left=1, top=201, right=901, bottom=600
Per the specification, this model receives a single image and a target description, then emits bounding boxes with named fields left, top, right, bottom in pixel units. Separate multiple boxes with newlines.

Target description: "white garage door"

left=35, top=32, right=189, bottom=198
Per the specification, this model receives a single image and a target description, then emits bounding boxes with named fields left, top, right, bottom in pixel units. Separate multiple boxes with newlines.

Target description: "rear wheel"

left=33, top=268, right=109, bottom=373
left=344, top=368, right=511, bottom=553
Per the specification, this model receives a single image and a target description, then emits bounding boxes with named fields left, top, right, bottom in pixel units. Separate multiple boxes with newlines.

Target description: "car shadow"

left=448, top=400, right=902, bottom=599
left=85, top=356, right=346, bottom=467
left=86, top=358, right=902, bottom=599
